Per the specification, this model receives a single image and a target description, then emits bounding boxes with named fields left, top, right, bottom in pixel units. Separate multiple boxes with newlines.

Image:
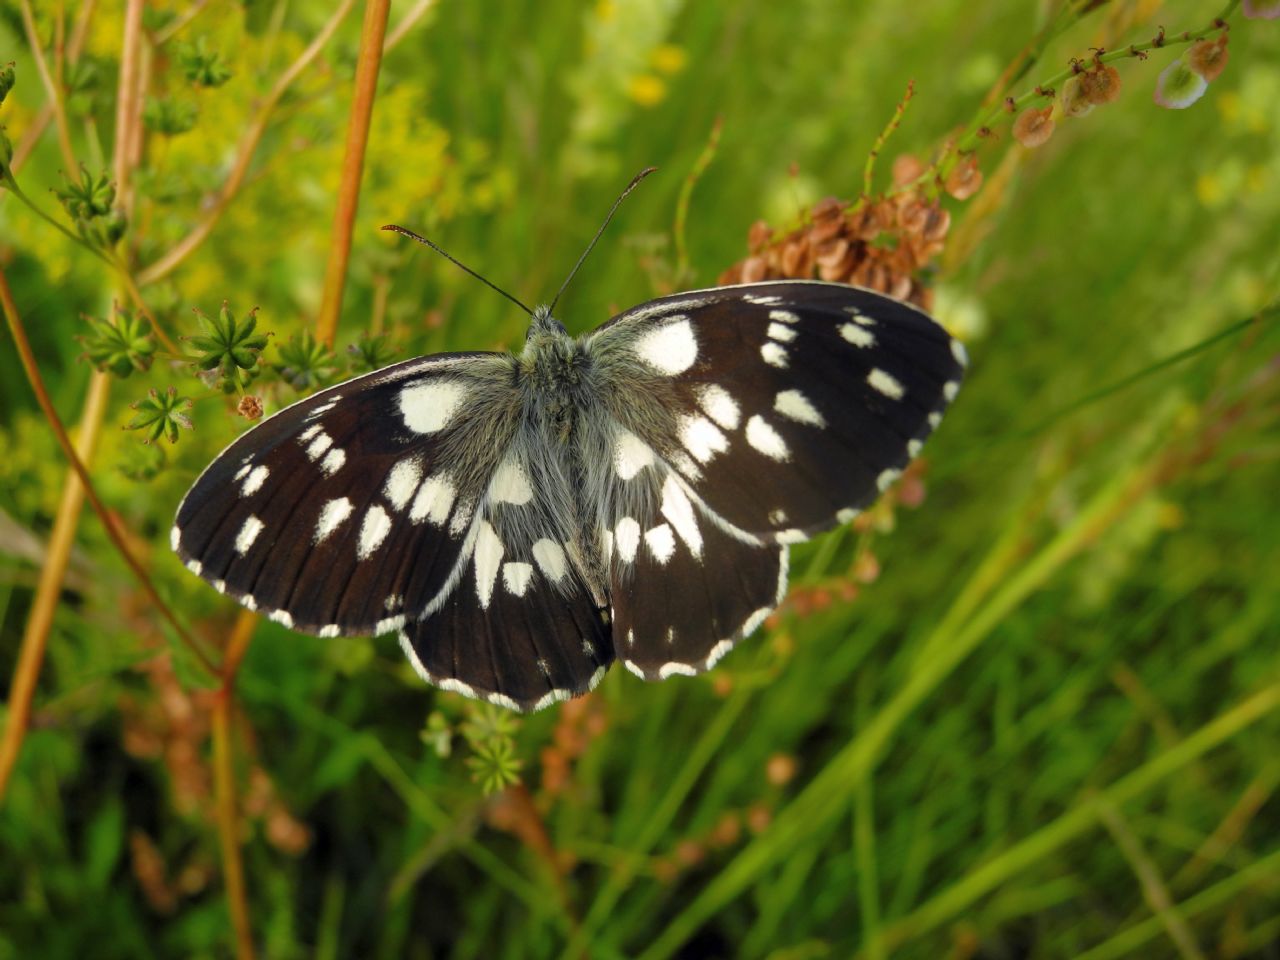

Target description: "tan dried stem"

left=113, top=0, right=145, bottom=200
left=385, top=0, right=437, bottom=51
left=152, top=0, right=210, bottom=46
left=315, top=0, right=392, bottom=348
left=19, top=0, right=78, bottom=170
left=0, top=369, right=109, bottom=802
left=0, top=267, right=218, bottom=678
left=212, top=610, right=259, bottom=960
left=136, top=0, right=359, bottom=286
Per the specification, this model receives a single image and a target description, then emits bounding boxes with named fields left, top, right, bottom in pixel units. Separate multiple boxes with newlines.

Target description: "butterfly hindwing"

left=604, top=467, right=787, bottom=680
left=588, top=280, right=965, bottom=543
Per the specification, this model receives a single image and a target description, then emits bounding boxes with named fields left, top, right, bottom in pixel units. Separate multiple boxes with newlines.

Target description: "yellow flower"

left=627, top=74, right=666, bottom=107
left=650, top=44, right=687, bottom=75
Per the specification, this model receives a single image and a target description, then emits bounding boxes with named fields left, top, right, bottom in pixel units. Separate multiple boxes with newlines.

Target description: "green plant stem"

left=19, top=0, right=78, bottom=171
left=638, top=449, right=1170, bottom=960
left=863, top=80, right=914, bottom=199
left=673, top=117, right=722, bottom=282
left=136, top=0, right=358, bottom=286
left=871, top=679, right=1280, bottom=954
left=956, top=2, right=1240, bottom=156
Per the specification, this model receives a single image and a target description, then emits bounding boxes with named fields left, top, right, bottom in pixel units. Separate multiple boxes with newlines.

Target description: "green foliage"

left=2, top=2, right=1279, bottom=959
left=185, top=302, right=268, bottom=391
left=275, top=330, right=338, bottom=391
left=124, top=386, right=193, bottom=444
left=76, top=305, right=156, bottom=378
left=176, top=37, right=233, bottom=88
left=142, top=96, right=198, bottom=137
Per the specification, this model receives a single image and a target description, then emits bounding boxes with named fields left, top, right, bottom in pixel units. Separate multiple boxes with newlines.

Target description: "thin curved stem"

left=136, top=0, right=359, bottom=286
left=0, top=266, right=219, bottom=678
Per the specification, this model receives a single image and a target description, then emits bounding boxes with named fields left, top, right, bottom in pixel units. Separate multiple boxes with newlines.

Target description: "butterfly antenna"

left=381, top=224, right=534, bottom=317
left=549, top=166, right=657, bottom=314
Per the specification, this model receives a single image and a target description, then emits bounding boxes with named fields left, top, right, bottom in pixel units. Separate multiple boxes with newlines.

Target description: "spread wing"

left=173, top=351, right=613, bottom=710
left=582, top=280, right=964, bottom=677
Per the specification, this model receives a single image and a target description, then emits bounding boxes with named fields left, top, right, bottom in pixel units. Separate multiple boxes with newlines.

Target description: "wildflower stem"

left=136, top=0, right=359, bottom=286
left=956, top=6, right=1238, bottom=157
left=19, top=0, right=78, bottom=171
left=212, top=610, right=259, bottom=960
left=0, top=370, right=110, bottom=803
left=863, top=80, right=914, bottom=200
left=674, top=118, right=722, bottom=282
left=0, top=266, right=219, bottom=679
left=315, top=0, right=392, bottom=348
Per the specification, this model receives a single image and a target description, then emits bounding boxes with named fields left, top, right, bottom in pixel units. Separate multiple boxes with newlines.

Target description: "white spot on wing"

left=269, top=609, right=294, bottom=629
left=951, top=339, right=969, bottom=367
left=170, top=526, right=181, bottom=551
left=746, top=415, right=790, bottom=461
left=299, top=424, right=322, bottom=443
left=660, top=476, right=702, bottom=557
left=774, top=389, right=826, bottom=427
left=742, top=607, right=772, bottom=637
left=877, top=469, right=901, bottom=491
left=767, top=322, right=797, bottom=343
left=614, top=430, right=655, bottom=481
left=234, top=464, right=251, bottom=481
left=384, top=458, right=423, bottom=511
left=928, top=411, right=943, bottom=429
left=306, top=432, right=333, bottom=460
left=489, top=456, right=533, bottom=506
left=399, top=630, right=431, bottom=683
left=680, top=415, right=729, bottom=464
left=761, top=342, right=789, bottom=368
left=837, top=507, right=860, bottom=523
left=696, top=384, right=741, bottom=430
left=532, top=538, right=567, bottom=581
left=185, top=559, right=202, bottom=576
left=840, top=323, right=876, bottom=348
left=235, top=515, right=264, bottom=555
left=769, top=309, right=800, bottom=324
left=658, top=662, right=697, bottom=679
left=318, top=625, right=341, bottom=638
left=744, top=294, right=782, bottom=305
left=357, top=505, right=392, bottom=559
left=634, top=318, right=698, bottom=375
left=410, top=474, right=457, bottom=525
left=867, top=368, right=905, bottom=400
left=502, top=562, right=534, bottom=596
left=320, top=448, right=345, bottom=476
left=315, top=497, right=354, bottom=543
left=944, top=381, right=960, bottom=402
left=398, top=379, right=467, bottom=434
left=615, top=517, right=641, bottom=564
left=704, top=639, right=735, bottom=670
left=375, top=614, right=406, bottom=635
left=645, top=524, right=676, bottom=563
left=776, top=529, right=808, bottom=544
left=624, top=660, right=647, bottom=678
left=908, top=439, right=923, bottom=457
left=474, top=521, right=504, bottom=608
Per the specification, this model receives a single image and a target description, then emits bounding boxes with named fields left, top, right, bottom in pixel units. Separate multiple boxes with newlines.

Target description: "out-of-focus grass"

left=2, top=1, right=1279, bottom=958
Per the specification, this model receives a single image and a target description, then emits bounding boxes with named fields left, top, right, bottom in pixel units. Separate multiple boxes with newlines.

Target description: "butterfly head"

left=522, top=304, right=569, bottom=354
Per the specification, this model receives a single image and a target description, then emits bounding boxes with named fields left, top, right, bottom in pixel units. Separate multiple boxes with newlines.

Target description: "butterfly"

left=172, top=183, right=964, bottom=712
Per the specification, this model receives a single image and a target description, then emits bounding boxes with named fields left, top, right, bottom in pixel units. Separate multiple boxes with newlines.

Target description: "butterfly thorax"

left=518, top=306, right=595, bottom=445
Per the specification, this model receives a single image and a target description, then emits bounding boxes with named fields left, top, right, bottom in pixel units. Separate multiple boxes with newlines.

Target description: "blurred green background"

left=2, top=1, right=1279, bottom=957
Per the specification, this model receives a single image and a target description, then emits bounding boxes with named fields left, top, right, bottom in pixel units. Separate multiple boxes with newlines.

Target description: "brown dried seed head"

left=945, top=154, right=983, bottom=200
left=779, top=237, right=814, bottom=278
left=847, top=203, right=887, bottom=241
left=237, top=394, right=263, bottom=420
left=1081, top=64, right=1122, bottom=104
left=739, top=255, right=770, bottom=283
left=892, top=153, right=926, bottom=186
left=1013, top=105, right=1056, bottom=147
left=1187, top=35, right=1229, bottom=83
left=747, top=219, right=773, bottom=253
left=1061, top=74, right=1095, bottom=118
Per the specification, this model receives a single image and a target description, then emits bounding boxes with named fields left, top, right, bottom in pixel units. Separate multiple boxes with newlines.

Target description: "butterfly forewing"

left=172, top=352, right=514, bottom=634
left=590, top=281, right=965, bottom=543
